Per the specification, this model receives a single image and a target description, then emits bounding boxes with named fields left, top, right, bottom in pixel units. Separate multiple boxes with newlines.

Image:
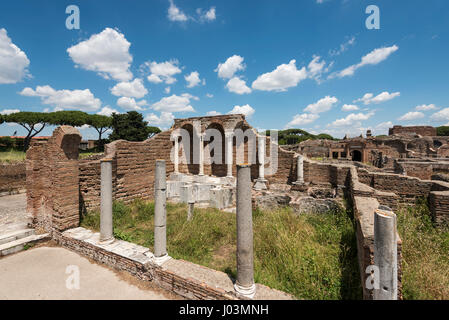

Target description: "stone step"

left=0, top=228, right=35, bottom=245
left=0, top=233, right=50, bottom=257
left=0, top=221, right=32, bottom=234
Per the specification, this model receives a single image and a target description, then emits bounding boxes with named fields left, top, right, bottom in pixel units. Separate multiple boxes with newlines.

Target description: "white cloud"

left=341, top=104, right=359, bottom=112
left=331, top=45, right=398, bottom=78
left=110, top=78, right=148, bottom=98
left=354, top=91, right=400, bottom=105
left=415, top=104, right=437, bottom=111
left=185, top=71, right=203, bottom=88
left=0, top=28, right=30, bottom=84
left=331, top=112, right=375, bottom=127
left=329, top=36, right=356, bottom=56
left=151, top=94, right=196, bottom=113
left=145, top=112, right=175, bottom=128
left=376, top=121, right=393, bottom=130
left=215, top=55, right=245, bottom=79
left=304, top=96, right=338, bottom=114
left=226, top=77, right=252, bottom=95
left=0, top=109, right=20, bottom=115
left=97, top=106, right=120, bottom=116
left=144, top=60, right=182, bottom=84
left=228, top=104, right=255, bottom=118
left=206, top=93, right=214, bottom=98
left=285, top=113, right=319, bottom=128
left=168, top=0, right=188, bottom=22
left=398, top=111, right=425, bottom=121
left=206, top=111, right=221, bottom=116
left=430, top=108, right=449, bottom=122
left=20, top=85, right=101, bottom=111
left=165, top=87, right=171, bottom=94
left=197, top=7, right=216, bottom=22
left=307, top=55, right=329, bottom=83
left=117, top=97, right=146, bottom=111
left=67, top=28, right=133, bottom=81
left=252, top=60, right=307, bottom=92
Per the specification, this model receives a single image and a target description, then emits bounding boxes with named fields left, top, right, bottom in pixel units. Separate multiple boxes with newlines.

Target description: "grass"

left=81, top=199, right=361, bottom=300
left=397, top=199, right=449, bottom=300
left=0, top=149, right=26, bottom=163
left=79, top=152, right=103, bottom=160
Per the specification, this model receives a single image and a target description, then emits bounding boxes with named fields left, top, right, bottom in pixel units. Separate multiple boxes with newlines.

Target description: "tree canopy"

left=109, top=111, right=159, bottom=142
left=437, top=126, right=449, bottom=136
left=266, top=128, right=336, bottom=145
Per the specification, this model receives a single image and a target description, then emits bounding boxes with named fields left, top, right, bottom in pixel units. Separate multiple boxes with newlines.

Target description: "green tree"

left=437, top=126, right=449, bottom=136
left=109, top=111, right=159, bottom=142
left=147, top=126, right=161, bottom=138
left=5, top=112, right=52, bottom=151
left=87, top=114, right=113, bottom=146
left=49, top=111, right=89, bottom=127
left=0, top=114, right=4, bottom=125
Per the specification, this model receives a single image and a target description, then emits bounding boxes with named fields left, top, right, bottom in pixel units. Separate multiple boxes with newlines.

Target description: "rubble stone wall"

left=0, top=162, right=26, bottom=194
left=389, top=125, right=437, bottom=137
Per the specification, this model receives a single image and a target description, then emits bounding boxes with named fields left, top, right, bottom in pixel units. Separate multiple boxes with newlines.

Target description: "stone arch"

left=179, top=123, right=199, bottom=175
left=204, top=122, right=226, bottom=176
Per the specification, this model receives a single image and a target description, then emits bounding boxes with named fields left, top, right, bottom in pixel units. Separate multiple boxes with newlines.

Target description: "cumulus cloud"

left=185, top=71, right=204, bottom=88
left=285, top=113, right=319, bottom=128
left=430, top=108, right=449, bottom=122
left=331, top=112, right=375, bottom=127
left=144, top=60, right=182, bottom=84
left=145, top=112, right=175, bottom=128
left=0, top=28, right=30, bottom=84
left=206, top=110, right=221, bottom=116
left=151, top=94, right=197, bottom=113
left=307, top=55, right=332, bottom=83
left=354, top=91, right=400, bottom=105
left=117, top=97, right=147, bottom=111
left=341, top=104, right=359, bottom=112
left=331, top=45, right=398, bottom=78
left=252, top=60, right=307, bottom=92
left=97, top=106, right=120, bottom=116
left=415, top=104, right=437, bottom=111
left=304, top=96, right=338, bottom=114
left=110, top=79, right=148, bottom=98
left=168, top=0, right=188, bottom=21
left=398, top=111, right=425, bottom=121
left=20, top=85, right=101, bottom=111
left=67, top=28, right=133, bottom=82
left=215, top=55, right=245, bottom=79
left=228, top=104, right=255, bottom=118
left=197, top=7, right=216, bottom=22
left=226, top=77, right=252, bottom=95
left=0, top=109, right=20, bottom=115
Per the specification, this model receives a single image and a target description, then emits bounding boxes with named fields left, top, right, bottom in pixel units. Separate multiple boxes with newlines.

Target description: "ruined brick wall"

left=0, top=162, right=26, bottom=194
left=26, top=126, right=81, bottom=233
left=394, top=161, right=434, bottom=180
left=389, top=125, right=436, bottom=137
left=429, top=191, right=449, bottom=226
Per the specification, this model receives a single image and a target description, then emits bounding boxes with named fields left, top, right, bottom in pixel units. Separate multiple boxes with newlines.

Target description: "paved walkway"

left=0, top=193, right=29, bottom=226
left=0, top=246, right=174, bottom=300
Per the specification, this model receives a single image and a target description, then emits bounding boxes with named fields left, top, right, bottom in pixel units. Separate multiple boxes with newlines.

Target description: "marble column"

left=99, top=158, right=114, bottom=244
left=199, top=134, right=204, bottom=176
left=294, top=155, right=304, bottom=184
left=154, top=160, right=170, bottom=265
left=225, top=130, right=233, bottom=177
left=254, top=135, right=268, bottom=190
left=173, top=135, right=179, bottom=173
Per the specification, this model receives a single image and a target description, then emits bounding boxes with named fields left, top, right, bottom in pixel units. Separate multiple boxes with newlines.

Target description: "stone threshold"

left=55, top=227, right=294, bottom=300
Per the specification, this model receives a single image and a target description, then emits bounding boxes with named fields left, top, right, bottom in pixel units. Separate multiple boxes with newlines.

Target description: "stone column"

left=225, top=130, right=233, bottom=177
left=254, top=135, right=267, bottom=190
left=174, top=135, right=179, bottom=173
left=154, top=160, right=170, bottom=265
left=294, top=155, right=304, bottom=184
left=374, top=206, right=398, bottom=300
left=235, top=164, right=256, bottom=298
left=100, top=158, right=114, bottom=244
left=199, top=134, right=204, bottom=176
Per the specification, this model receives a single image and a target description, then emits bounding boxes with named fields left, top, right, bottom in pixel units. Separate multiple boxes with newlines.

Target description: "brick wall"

left=0, top=162, right=25, bottom=194
left=389, top=125, right=436, bottom=137
left=26, top=126, right=81, bottom=233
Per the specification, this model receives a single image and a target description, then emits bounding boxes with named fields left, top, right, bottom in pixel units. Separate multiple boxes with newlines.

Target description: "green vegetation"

left=81, top=200, right=360, bottom=299
left=397, top=199, right=449, bottom=300
left=109, top=111, right=161, bottom=142
left=436, top=126, right=449, bottom=136
left=0, top=149, right=26, bottom=163
left=267, top=128, right=337, bottom=145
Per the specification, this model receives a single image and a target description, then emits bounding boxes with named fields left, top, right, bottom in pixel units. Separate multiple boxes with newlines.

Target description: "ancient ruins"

left=2, top=113, right=449, bottom=300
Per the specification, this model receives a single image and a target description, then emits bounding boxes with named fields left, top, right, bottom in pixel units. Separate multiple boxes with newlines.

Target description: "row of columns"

left=99, top=158, right=256, bottom=298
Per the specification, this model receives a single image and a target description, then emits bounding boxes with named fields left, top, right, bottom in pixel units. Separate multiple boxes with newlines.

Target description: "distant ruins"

left=21, top=115, right=449, bottom=300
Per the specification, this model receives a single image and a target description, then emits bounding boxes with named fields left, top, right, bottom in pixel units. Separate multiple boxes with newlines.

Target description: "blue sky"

left=1, top=0, right=449, bottom=139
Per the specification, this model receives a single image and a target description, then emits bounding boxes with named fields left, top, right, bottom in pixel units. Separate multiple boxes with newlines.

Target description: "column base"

left=153, top=253, right=172, bottom=266
left=234, top=282, right=256, bottom=299
left=292, top=180, right=305, bottom=185
left=98, top=237, right=115, bottom=245
left=253, top=178, right=268, bottom=190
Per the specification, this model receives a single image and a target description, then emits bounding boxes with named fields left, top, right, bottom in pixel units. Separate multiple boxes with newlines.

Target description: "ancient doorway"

left=351, top=150, right=362, bottom=162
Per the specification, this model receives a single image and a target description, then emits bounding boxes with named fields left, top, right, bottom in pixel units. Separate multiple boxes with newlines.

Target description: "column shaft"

left=100, top=159, right=114, bottom=243
left=297, top=155, right=304, bottom=184
left=154, top=160, right=167, bottom=258
left=174, top=137, right=179, bottom=173
left=226, top=132, right=233, bottom=177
